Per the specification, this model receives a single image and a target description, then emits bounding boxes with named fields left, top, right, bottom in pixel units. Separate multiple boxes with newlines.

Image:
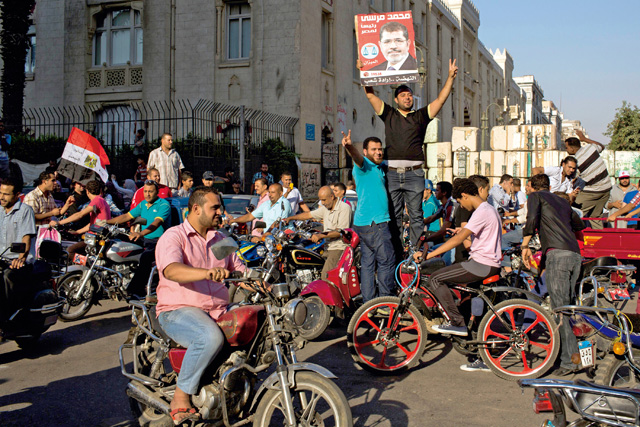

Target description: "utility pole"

left=239, top=105, right=246, bottom=192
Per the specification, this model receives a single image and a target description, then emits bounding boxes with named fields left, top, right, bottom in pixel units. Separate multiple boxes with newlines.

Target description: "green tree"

left=604, top=101, right=640, bottom=151
left=260, top=138, right=298, bottom=181
left=0, top=0, right=35, bottom=132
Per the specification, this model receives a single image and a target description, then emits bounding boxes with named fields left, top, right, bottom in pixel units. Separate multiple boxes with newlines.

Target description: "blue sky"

left=473, top=0, right=640, bottom=144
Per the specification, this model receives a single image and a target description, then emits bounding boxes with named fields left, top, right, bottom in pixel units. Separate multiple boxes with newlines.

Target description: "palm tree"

left=0, top=0, right=36, bottom=133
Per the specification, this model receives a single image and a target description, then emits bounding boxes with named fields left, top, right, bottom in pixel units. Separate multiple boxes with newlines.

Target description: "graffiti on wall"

left=301, top=163, right=321, bottom=199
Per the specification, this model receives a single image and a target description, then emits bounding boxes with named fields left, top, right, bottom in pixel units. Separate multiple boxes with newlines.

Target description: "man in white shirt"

left=147, top=133, right=185, bottom=191
left=280, top=172, right=309, bottom=214
left=532, top=156, right=580, bottom=201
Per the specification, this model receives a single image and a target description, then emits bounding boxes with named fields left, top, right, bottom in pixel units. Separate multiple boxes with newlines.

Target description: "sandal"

left=169, top=407, right=200, bottom=426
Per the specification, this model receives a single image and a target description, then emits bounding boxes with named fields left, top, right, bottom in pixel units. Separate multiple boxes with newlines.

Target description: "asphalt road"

left=0, top=299, right=558, bottom=426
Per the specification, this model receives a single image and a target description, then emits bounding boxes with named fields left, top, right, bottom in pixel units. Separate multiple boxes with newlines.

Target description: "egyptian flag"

left=57, top=127, right=110, bottom=184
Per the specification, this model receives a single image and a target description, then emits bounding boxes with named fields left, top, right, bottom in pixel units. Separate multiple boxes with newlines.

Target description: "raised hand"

left=341, top=130, right=352, bottom=148
left=449, top=58, right=458, bottom=79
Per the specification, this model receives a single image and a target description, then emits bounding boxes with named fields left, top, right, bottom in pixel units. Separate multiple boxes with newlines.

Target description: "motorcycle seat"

left=148, top=306, right=184, bottom=348
left=572, top=379, right=640, bottom=422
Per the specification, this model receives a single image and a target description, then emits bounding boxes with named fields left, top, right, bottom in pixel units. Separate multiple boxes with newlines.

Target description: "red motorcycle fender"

left=249, top=362, right=336, bottom=412
left=300, top=280, right=344, bottom=309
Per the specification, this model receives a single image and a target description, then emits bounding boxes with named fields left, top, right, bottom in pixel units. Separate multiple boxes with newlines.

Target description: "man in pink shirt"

left=155, top=186, right=245, bottom=424
left=416, top=178, right=502, bottom=337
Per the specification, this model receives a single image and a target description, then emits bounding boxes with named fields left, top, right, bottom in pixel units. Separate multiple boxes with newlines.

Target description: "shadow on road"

left=0, top=366, right=131, bottom=427
left=0, top=311, right=131, bottom=365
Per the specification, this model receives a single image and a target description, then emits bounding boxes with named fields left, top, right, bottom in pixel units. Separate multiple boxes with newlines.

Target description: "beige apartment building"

left=6, top=0, right=537, bottom=192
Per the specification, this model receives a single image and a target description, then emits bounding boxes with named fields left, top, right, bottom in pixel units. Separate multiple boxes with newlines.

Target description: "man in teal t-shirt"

left=342, top=130, right=395, bottom=302
left=107, top=180, right=172, bottom=296
left=422, top=179, right=441, bottom=234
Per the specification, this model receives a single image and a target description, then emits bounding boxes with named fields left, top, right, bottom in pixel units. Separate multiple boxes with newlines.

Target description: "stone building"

left=513, top=75, right=546, bottom=125
left=4, top=0, right=533, bottom=192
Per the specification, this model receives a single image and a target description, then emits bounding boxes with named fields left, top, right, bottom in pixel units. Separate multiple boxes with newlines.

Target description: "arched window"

left=93, top=9, right=142, bottom=67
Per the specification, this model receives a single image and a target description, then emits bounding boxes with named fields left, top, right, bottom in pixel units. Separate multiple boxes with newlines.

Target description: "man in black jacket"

left=522, top=173, right=585, bottom=376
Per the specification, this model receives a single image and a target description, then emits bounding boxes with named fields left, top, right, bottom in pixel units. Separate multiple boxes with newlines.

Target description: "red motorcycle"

left=298, top=229, right=361, bottom=340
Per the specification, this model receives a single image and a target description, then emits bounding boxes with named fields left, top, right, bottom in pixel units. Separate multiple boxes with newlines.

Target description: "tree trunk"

left=0, top=0, right=35, bottom=133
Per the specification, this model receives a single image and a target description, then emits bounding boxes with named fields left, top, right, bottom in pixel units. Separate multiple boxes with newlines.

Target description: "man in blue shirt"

left=107, top=180, right=172, bottom=296
left=422, top=179, right=440, bottom=234
left=230, top=183, right=292, bottom=243
left=342, top=130, right=395, bottom=302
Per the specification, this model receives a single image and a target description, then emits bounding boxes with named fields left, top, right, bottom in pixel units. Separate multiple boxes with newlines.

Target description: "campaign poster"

left=355, top=11, right=419, bottom=86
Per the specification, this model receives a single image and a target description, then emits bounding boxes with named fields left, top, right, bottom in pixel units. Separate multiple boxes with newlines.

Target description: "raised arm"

left=531, top=167, right=545, bottom=176
left=357, top=59, right=384, bottom=114
left=341, top=130, right=364, bottom=168
left=428, top=58, right=458, bottom=118
left=575, top=129, right=605, bottom=150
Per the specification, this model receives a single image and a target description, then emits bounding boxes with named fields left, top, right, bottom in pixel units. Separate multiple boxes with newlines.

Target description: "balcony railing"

left=87, top=66, right=143, bottom=89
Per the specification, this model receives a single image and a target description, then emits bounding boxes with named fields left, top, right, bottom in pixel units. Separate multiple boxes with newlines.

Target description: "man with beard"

left=342, top=130, right=395, bottom=302
left=0, top=177, right=36, bottom=322
left=155, top=186, right=245, bottom=424
left=606, top=171, right=635, bottom=228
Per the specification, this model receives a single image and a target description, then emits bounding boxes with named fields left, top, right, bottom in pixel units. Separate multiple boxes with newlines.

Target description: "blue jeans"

left=501, top=228, right=523, bottom=267
left=158, top=307, right=225, bottom=394
left=387, top=168, right=425, bottom=248
left=545, top=249, right=581, bottom=369
left=353, top=222, right=396, bottom=302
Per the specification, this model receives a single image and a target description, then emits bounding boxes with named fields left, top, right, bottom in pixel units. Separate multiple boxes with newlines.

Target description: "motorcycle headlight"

left=284, top=298, right=308, bottom=327
left=264, top=235, right=275, bottom=253
left=84, top=233, right=96, bottom=246
left=256, top=246, right=267, bottom=258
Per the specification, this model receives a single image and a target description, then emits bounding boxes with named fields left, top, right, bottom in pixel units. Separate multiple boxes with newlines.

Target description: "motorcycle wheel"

left=15, top=334, right=41, bottom=349
left=477, top=299, right=559, bottom=381
left=346, top=296, right=427, bottom=374
left=298, top=295, right=331, bottom=340
left=595, top=351, right=640, bottom=388
left=129, top=349, right=174, bottom=427
left=252, top=371, right=352, bottom=427
left=57, top=272, right=95, bottom=322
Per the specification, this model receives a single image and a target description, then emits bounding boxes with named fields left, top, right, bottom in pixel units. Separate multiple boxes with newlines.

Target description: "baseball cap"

left=394, top=85, right=412, bottom=98
left=619, top=170, right=631, bottom=179
left=202, top=171, right=214, bottom=180
left=424, top=179, right=434, bottom=190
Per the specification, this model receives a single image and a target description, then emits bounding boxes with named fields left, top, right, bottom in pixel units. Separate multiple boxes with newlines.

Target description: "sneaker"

left=367, top=306, right=391, bottom=318
left=431, top=321, right=468, bottom=336
left=460, top=359, right=490, bottom=372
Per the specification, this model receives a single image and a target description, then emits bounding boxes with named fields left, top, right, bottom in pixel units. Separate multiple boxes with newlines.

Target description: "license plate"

left=578, top=340, right=595, bottom=367
left=608, top=288, right=630, bottom=300
left=73, top=254, right=87, bottom=266
left=44, top=314, right=57, bottom=326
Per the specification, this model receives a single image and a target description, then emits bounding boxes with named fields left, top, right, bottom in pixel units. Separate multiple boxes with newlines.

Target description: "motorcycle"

left=56, top=219, right=147, bottom=321
left=229, top=221, right=326, bottom=305
left=119, top=243, right=353, bottom=426
left=346, top=242, right=559, bottom=380
left=298, top=228, right=362, bottom=340
left=519, top=377, right=640, bottom=426
left=0, top=242, right=65, bottom=349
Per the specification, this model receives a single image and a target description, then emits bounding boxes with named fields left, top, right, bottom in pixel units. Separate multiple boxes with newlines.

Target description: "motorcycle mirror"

left=210, top=236, right=239, bottom=260
left=132, top=217, right=148, bottom=226
left=254, top=221, right=266, bottom=229
left=10, top=242, right=26, bottom=254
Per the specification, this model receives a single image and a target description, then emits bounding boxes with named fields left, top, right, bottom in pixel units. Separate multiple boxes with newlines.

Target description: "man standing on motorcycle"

left=0, top=177, right=36, bottom=322
left=284, top=185, right=352, bottom=278
left=107, top=180, right=171, bottom=296
left=155, top=186, right=245, bottom=424
left=522, top=173, right=585, bottom=376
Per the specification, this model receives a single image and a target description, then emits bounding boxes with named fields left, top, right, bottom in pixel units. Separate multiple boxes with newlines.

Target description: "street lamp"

left=416, top=45, right=427, bottom=88
left=480, top=102, right=505, bottom=151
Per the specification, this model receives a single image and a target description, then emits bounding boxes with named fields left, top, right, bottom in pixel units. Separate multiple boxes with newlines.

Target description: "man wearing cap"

left=606, top=171, right=634, bottom=227
left=422, top=179, right=440, bottom=236
left=361, top=58, right=458, bottom=253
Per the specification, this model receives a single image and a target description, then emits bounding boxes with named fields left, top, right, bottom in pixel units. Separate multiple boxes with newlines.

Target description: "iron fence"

left=22, top=99, right=298, bottom=186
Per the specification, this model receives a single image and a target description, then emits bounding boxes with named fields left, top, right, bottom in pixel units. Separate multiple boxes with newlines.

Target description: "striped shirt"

left=574, top=144, right=611, bottom=193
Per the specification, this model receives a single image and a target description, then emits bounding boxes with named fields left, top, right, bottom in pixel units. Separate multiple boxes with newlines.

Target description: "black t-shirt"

left=453, top=205, right=472, bottom=264
left=379, top=103, right=432, bottom=161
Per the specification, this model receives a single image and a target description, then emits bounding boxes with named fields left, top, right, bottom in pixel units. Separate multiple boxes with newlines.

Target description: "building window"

left=322, top=12, right=333, bottom=69
left=227, top=3, right=251, bottom=60
left=93, top=9, right=142, bottom=67
left=436, top=24, right=441, bottom=56
left=25, top=25, right=35, bottom=74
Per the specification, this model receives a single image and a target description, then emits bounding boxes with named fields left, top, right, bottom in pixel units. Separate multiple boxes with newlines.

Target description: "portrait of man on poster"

left=370, top=21, right=417, bottom=71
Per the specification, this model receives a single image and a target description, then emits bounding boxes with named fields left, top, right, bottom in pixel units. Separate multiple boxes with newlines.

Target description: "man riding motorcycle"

left=0, top=177, right=36, bottom=322
left=155, top=186, right=245, bottom=425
